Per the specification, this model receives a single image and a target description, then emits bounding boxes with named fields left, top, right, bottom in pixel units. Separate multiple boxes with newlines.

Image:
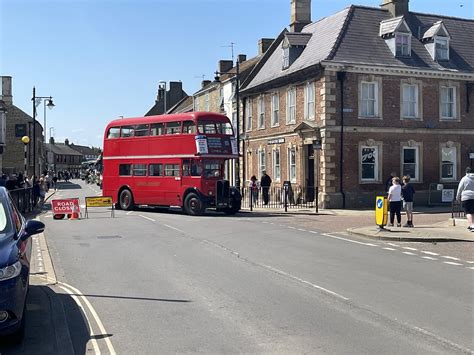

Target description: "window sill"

left=401, top=117, right=422, bottom=121
left=358, top=116, right=383, bottom=120
left=271, top=123, right=280, bottom=128
left=439, top=118, right=461, bottom=122
left=286, top=121, right=296, bottom=125
left=360, top=180, right=380, bottom=184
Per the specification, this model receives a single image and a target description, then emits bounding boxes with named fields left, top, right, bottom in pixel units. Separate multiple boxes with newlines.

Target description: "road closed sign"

left=52, top=198, right=80, bottom=215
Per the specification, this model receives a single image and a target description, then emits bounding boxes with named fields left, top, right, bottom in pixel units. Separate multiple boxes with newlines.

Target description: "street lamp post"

left=32, top=87, right=54, bottom=177
left=159, top=81, right=167, bottom=114
left=43, top=96, right=55, bottom=142
left=21, top=136, right=30, bottom=178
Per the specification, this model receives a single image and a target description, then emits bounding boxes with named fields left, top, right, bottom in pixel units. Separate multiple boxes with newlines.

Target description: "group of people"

left=249, top=170, right=272, bottom=205
left=386, top=167, right=474, bottom=232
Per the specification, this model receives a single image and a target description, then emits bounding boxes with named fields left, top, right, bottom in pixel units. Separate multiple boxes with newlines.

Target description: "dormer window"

left=435, top=37, right=449, bottom=60
left=396, top=33, right=410, bottom=56
left=281, top=32, right=311, bottom=70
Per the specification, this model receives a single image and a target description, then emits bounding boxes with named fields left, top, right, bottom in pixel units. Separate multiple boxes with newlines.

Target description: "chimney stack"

left=290, top=0, right=311, bottom=32
left=201, top=80, right=211, bottom=88
left=218, top=60, right=233, bottom=73
left=0, top=76, right=13, bottom=105
left=65, top=138, right=69, bottom=146
left=49, top=137, right=55, bottom=144
left=258, top=38, right=274, bottom=55
left=381, top=0, right=409, bottom=17
left=237, top=54, right=247, bottom=63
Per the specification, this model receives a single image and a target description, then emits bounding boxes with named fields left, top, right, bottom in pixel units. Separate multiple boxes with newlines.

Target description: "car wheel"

left=184, top=193, right=204, bottom=216
left=119, top=189, right=134, bottom=211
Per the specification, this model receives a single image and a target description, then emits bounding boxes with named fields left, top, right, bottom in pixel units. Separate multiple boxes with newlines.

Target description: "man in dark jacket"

left=260, top=170, right=272, bottom=205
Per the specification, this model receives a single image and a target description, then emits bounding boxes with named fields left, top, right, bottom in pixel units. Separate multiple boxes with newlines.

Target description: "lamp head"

left=21, top=136, right=30, bottom=145
left=47, top=98, right=55, bottom=110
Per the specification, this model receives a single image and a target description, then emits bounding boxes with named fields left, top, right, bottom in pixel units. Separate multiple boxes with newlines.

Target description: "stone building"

left=240, top=0, right=474, bottom=208
left=0, top=76, right=45, bottom=177
left=45, top=138, right=83, bottom=174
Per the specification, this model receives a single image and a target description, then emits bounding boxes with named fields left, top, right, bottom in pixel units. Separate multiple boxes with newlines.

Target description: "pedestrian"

left=385, top=171, right=397, bottom=193
left=38, top=176, right=47, bottom=207
left=260, top=170, right=272, bottom=205
left=52, top=173, right=58, bottom=191
left=456, top=167, right=474, bottom=232
left=401, top=175, right=415, bottom=227
left=249, top=175, right=259, bottom=206
left=32, top=177, right=40, bottom=207
left=387, top=176, right=402, bottom=227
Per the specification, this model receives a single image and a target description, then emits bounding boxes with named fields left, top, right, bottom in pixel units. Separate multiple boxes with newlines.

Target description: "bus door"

left=162, top=161, right=182, bottom=206
left=181, top=159, right=202, bottom=194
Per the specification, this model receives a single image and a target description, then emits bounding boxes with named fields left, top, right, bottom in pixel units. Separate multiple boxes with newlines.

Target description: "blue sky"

left=1, top=0, right=472, bottom=148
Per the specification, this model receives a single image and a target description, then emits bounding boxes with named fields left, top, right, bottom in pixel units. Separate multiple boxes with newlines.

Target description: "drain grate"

left=96, top=235, right=122, bottom=239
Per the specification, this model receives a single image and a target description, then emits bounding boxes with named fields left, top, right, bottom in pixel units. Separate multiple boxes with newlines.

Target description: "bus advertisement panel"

left=102, top=112, right=241, bottom=215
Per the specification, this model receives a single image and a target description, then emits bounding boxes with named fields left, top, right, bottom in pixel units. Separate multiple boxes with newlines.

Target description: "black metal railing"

left=242, top=185, right=319, bottom=212
left=9, top=187, right=35, bottom=214
left=451, top=199, right=466, bottom=219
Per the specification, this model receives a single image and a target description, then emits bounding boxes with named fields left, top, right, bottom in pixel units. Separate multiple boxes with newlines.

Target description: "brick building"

left=240, top=0, right=474, bottom=208
left=0, top=76, right=45, bottom=177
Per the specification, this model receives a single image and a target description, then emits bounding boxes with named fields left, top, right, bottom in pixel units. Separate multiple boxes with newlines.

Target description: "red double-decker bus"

left=102, top=112, right=241, bottom=215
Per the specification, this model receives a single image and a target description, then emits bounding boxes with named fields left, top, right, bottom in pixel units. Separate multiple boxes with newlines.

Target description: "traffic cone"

left=69, top=204, right=80, bottom=220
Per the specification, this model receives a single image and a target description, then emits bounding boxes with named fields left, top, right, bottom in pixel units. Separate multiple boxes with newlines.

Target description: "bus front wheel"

left=184, top=193, right=204, bottom=216
left=119, top=189, right=134, bottom=211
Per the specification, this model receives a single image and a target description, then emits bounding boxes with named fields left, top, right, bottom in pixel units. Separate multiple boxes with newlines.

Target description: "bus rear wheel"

left=119, top=189, right=134, bottom=211
left=184, top=193, right=204, bottom=216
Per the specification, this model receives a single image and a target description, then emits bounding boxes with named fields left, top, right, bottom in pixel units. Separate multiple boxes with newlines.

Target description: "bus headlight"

left=208, top=191, right=213, bottom=196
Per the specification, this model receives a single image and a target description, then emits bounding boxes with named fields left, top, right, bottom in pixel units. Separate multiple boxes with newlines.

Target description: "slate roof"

left=243, top=5, right=474, bottom=92
left=285, top=32, right=312, bottom=46
left=69, top=144, right=101, bottom=156
left=219, top=55, right=263, bottom=83
left=46, top=143, right=83, bottom=156
left=167, top=96, right=194, bottom=114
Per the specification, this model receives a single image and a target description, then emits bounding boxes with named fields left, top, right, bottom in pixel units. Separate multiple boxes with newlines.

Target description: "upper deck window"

left=198, top=120, right=233, bottom=135
left=107, top=127, right=120, bottom=139
left=166, top=122, right=182, bottom=134
left=121, top=126, right=134, bottom=138
left=134, top=124, right=149, bottom=137
left=216, top=122, right=233, bottom=135
left=183, top=121, right=196, bottom=134
left=150, top=123, right=165, bottom=136
left=198, top=121, right=217, bottom=134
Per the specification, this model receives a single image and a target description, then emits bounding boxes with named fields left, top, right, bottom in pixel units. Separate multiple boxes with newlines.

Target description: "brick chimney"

left=0, top=76, right=12, bottom=105
left=258, top=38, right=274, bottom=55
left=381, top=0, right=409, bottom=17
left=49, top=137, right=55, bottom=144
left=237, top=54, right=247, bottom=63
left=218, top=60, right=233, bottom=73
left=65, top=138, right=69, bottom=146
left=290, top=0, right=311, bottom=32
left=201, top=80, right=211, bottom=88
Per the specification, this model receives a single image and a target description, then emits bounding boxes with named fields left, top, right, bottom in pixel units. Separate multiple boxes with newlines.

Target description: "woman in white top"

left=388, top=176, right=402, bottom=227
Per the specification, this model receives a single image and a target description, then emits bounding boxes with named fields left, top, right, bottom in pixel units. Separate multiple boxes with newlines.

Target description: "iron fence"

left=9, top=187, right=34, bottom=214
left=242, top=185, right=319, bottom=212
left=451, top=200, right=466, bottom=219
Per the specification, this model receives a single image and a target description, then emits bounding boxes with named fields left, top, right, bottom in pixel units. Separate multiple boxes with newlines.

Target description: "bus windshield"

left=198, top=120, right=233, bottom=135
left=203, top=160, right=222, bottom=178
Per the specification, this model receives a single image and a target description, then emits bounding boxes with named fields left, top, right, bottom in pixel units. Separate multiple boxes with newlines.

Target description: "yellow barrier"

left=375, top=195, right=388, bottom=229
left=85, top=196, right=114, bottom=218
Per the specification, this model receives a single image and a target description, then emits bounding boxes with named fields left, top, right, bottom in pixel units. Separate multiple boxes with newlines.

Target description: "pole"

left=32, top=87, right=36, bottom=177
left=163, top=82, right=167, bottom=114
left=235, top=59, right=241, bottom=190
left=43, top=99, right=47, bottom=143
left=24, top=144, right=27, bottom=178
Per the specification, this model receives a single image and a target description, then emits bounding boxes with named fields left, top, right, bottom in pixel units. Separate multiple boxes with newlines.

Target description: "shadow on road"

left=0, top=285, right=90, bottom=355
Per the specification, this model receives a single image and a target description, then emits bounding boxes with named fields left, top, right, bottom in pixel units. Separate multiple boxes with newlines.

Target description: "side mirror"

left=21, top=220, right=45, bottom=240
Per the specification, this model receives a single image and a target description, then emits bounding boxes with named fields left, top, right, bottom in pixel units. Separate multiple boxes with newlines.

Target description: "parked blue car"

left=0, top=187, right=44, bottom=342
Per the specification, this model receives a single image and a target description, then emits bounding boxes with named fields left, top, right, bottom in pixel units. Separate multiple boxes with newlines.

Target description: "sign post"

left=375, top=196, right=388, bottom=230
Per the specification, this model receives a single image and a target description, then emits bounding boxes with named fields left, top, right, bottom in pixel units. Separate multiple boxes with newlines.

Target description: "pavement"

left=2, top=184, right=471, bottom=353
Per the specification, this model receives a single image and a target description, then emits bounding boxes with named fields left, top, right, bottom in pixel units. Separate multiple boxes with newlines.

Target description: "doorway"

left=306, top=144, right=315, bottom=202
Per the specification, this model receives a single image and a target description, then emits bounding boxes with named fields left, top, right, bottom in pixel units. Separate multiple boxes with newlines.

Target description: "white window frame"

left=273, top=149, right=281, bottom=182
left=283, top=47, right=290, bottom=69
left=360, top=146, right=379, bottom=182
left=194, top=97, right=199, bottom=111
left=304, top=82, right=315, bottom=121
left=286, top=87, right=296, bottom=124
left=359, top=81, right=379, bottom=118
left=245, top=98, right=253, bottom=131
left=402, top=84, right=419, bottom=119
left=395, top=33, right=411, bottom=56
left=288, top=147, right=296, bottom=183
left=258, top=95, right=265, bottom=129
left=440, top=86, right=456, bottom=120
left=271, top=93, right=280, bottom=127
left=402, top=146, right=420, bottom=182
left=258, top=148, right=266, bottom=177
left=435, top=37, right=449, bottom=61
left=204, top=93, right=210, bottom=111
left=440, top=146, right=457, bottom=181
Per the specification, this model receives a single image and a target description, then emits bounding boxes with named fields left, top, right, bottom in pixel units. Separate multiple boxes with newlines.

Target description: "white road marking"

left=402, top=247, right=418, bottom=251
left=387, top=243, right=399, bottom=247
left=443, top=262, right=463, bottom=266
left=422, top=256, right=438, bottom=261
left=441, top=256, right=461, bottom=261
left=467, top=261, right=474, bottom=264
left=322, top=233, right=377, bottom=247
left=467, top=267, right=474, bottom=270
left=262, top=264, right=349, bottom=301
left=126, top=211, right=134, bottom=215
left=139, top=215, right=155, bottom=222
left=383, top=247, right=396, bottom=251
left=163, top=224, right=185, bottom=233
left=421, top=251, right=439, bottom=256
left=59, top=282, right=116, bottom=355
left=287, top=226, right=297, bottom=230
left=297, top=228, right=307, bottom=232
left=402, top=251, right=417, bottom=256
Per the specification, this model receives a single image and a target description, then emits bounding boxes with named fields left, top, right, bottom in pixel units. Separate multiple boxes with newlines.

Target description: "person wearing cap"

left=260, top=170, right=272, bottom=205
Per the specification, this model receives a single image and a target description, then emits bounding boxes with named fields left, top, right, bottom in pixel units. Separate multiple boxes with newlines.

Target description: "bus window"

left=149, top=164, right=163, bottom=176
left=183, top=121, right=196, bottom=134
left=119, top=164, right=132, bottom=176
left=121, top=126, right=134, bottom=138
left=150, top=123, right=165, bottom=136
left=198, top=121, right=217, bottom=134
left=133, top=164, right=147, bottom=176
left=216, top=122, right=233, bottom=135
left=182, top=160, right=191, bottom=176
left=164, top=164, right=180, bottom=176
left=166, top=122, right=181, bottom=134
left=203, top=161, right=221, bottom=178
left=134, top=124, right=149, bottom=137
left=107, top=127, right=120, bottom=139
left=191, top=160, right=202, bottom=176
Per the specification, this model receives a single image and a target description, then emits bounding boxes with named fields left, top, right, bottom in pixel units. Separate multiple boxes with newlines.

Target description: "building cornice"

left=322, top=126, right=474, bottom=135
left=321, top=61, right=474, bottom=81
